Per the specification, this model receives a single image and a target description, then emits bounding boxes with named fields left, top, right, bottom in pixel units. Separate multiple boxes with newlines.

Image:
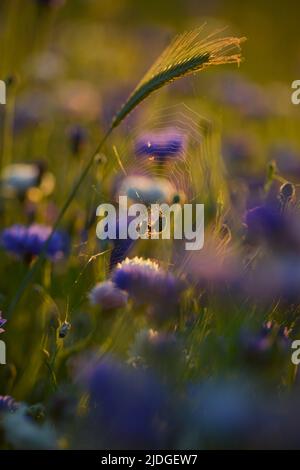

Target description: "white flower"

left=118, top=175, right=175, bottom=205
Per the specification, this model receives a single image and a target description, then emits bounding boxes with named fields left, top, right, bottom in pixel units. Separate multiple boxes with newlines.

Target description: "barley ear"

left=112, top=26, right=245, bottom=128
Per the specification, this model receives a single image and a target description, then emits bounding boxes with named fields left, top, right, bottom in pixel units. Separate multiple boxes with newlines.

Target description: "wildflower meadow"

left=1, top=0, right=300, bottom=453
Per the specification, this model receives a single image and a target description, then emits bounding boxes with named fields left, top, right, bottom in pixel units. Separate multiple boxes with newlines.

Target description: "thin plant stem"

left=7, top=129, right=112, bottom=317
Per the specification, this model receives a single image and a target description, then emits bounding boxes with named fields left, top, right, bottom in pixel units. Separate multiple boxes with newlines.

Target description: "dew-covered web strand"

left=101, top=104, right=209, bottom=271
left=116, top=104, right=204, bottom=199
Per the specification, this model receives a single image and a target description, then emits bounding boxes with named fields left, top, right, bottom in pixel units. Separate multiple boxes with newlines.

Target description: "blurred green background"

left=1, top=0, right=300, bottom=83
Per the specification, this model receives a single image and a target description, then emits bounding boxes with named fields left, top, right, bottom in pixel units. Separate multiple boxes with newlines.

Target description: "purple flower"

left=240, top=322, right=291, bottom=366
left=89, top=281, right=128, bottom=311
left=245, top=205, right=283, bottom=241
left=1, top=224, right=69, bottom=261
left=0, top=312, right=7, bottom=334
left=111, top=257, right=183, bottom=305
left=79, top=357, right=173, bottom=449
left=244, top=202, right=300, bottom=253
left=0, top=396, right=19, bottom=413
left=135, top=128, right=185, bottom=163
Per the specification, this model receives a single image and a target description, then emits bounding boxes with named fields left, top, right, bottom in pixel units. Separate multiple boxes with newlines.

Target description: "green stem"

left=1, top=93, right=16, bottom=170
left=55, top=310, right=103, bottom=380
left=7, top=128, right=113, bottom=317
left=44, top=359, right=58, bottom=392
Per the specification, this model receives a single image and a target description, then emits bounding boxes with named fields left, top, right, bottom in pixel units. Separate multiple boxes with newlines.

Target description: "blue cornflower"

left=245, top=205, right=283, bottom=241
left=245, top=200, right=300, bottom=256
left=135, top=129, right=185, bottom=163
left=1, top=224, right=69, bottom=261
left=0, top=396, right=19, bottom=413
left=80, top=357, right=172, bottom=449
left=111, top=257, right=183, bottom=305
left=0, top=312, right=7, bottom=334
